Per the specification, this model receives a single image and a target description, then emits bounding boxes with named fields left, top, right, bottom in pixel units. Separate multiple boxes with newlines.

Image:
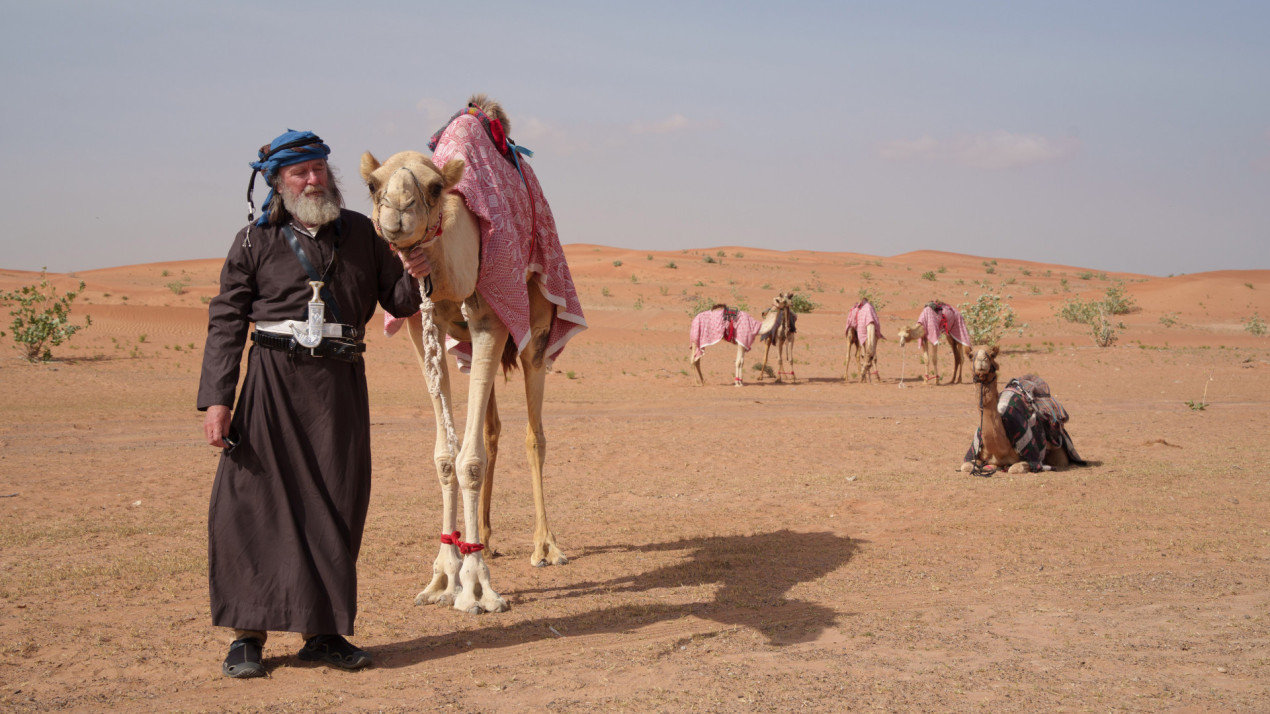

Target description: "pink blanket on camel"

left=383, top=114, right=586, bottom=372
left=689, top=307, right=761, bottom=360
left=844, top=300, right=885, bottom=345
left=917, top=302, right=971, bottom=349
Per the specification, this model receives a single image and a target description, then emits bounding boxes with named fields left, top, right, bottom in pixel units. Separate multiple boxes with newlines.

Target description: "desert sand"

left=1, top=247, right=1267, bottom=712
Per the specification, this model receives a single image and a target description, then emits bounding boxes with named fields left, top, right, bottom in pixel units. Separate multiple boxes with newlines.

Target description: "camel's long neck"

left=977, top=376, right=1015, bottom=460
left=415, top=199, right=479, bottom=304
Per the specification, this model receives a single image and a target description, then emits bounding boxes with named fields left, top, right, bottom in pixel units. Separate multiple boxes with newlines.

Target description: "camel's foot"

left=415, top=545, right=462, bottom=606
left=960, top=462, right=974, bottom=473
left=1007, top=462, right=1030, bottom=474
left=454, top=555, right=508, bottom=614
left=733, top=378, right=743, bottom=387
left=530, top=540, right=568, bottom=568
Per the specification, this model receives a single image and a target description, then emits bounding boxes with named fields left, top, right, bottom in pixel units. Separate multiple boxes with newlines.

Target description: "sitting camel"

left=364, top=95, right=586, bottom=614
left=843, top=298, right=884, bottom=383
left=689, top=304, right=762, bottom=386
left=896, top=300, right=971, bottom=385
left=758, top=292, right=797, bottom=383
left=961, top=345, right=1086, bottom=475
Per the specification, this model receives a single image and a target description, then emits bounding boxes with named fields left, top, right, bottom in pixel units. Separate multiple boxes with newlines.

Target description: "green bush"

left=855, top=287, right=886, bottom=311
left=1057, top=290, right=1125, bottom=348
left=1246, top=314, right=1267, bottom=337
left=0, top=269, right=92, bottom=362
left=787, top=293, right=817, bottom=313
left=920, top=271, right=937, bottom=281
left=958, top=293, right=1023, bottom=346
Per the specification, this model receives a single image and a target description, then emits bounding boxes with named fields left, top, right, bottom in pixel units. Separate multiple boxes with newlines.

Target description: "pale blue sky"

left=1, top=0, right=1266, bottom=275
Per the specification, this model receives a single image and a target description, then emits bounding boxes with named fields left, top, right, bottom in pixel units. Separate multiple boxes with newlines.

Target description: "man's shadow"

left=375, top=529, right=861, bottom=667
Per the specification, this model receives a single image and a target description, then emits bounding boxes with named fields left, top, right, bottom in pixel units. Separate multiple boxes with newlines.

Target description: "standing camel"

left=689, top=304, right=762, bottom=386
left=961, top=345, right=1085, bottom=475
left=843, top=298, right=884, bottom=383
left=896, top=301, right=971, bottom=385
left=758, top=292, right=797, bottom=383
left=364, top=95, right=586, bottom=614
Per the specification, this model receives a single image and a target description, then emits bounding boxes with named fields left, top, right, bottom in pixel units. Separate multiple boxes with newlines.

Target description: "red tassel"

left=458, top=540, right=485, bottom=555
left=440, top=531, right=461, bottom=545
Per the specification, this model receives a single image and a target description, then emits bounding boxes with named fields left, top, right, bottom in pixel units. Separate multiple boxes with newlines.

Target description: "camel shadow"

left=373, top=529, right=861, bottom=668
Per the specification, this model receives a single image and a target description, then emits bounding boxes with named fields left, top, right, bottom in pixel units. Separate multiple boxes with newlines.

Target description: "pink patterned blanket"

left=917, top=302, right=971, bottom=349
left=844, top=300, right=885, bottom=345
left=384, top=113, right=586, bottom=372
left=689, top=307, right=761, bottom=360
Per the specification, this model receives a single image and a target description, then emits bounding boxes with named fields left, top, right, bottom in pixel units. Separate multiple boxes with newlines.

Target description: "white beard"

left=282, top=185, right=341, bottom=227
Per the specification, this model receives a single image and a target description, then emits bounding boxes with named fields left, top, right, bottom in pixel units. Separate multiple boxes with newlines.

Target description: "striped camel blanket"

left=965, top=375, right=1085, bottom=471
left=917, top=301, right=971, bottom=350
left=844, top=300, right=885, bottom=345
left=690, top=307, right=761, bottom=360
left=383, top=112, right=586, bottom=372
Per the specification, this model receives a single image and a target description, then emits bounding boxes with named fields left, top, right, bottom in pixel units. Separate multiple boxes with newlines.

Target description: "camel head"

left=969, top=345, right=1000, bottom=384
left=896, top=324, right=916, bottom=347
left=360, top=150, right=465, bottom=251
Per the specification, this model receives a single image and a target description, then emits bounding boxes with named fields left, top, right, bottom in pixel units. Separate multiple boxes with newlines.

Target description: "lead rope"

left=418, top=289, right=461, bottom=461
left=971, top=377, right=996, bottom=477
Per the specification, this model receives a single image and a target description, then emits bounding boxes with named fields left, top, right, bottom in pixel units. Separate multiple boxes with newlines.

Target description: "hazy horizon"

left=2, top=1, right=1267, bottom=277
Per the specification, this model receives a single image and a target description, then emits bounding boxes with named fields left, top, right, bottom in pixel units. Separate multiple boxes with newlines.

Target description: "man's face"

left=277, top=158, right=340, bottom=227
left=279, top=159, right=330, bottom=200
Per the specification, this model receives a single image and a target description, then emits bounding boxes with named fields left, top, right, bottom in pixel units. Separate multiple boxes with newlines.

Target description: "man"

left=199, top=130, right=430, bottom=678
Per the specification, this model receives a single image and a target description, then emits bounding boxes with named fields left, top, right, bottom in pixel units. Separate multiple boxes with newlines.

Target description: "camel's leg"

left=862, top=324, right=878, bottom=383
left=950, top=342, right=964, bottom=384
left=690, top=348, right=705, bottom=387
left=522, top=285, right=566, bottom=567
left=478, top=386, right=500, bottom=552
left=845, top=333, right=857, bottom=383
left=452, top=296, right=510, bottom=614
left=1007, top=462, right=1030, bottom=474
left=405, top=309, right=463, bottom=607
left=786, top=335, right=796, bottom=382
left=927, top=343, right=940, bottom=385
left=760, top=339, right=773, bottom=381
left=733, top=343, right=745, bottom=386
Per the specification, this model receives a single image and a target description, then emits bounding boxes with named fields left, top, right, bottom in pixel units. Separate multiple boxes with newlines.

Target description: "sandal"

left=298, top=634, right=372, bottom=670
left=222, top=637, right=266, bottom=678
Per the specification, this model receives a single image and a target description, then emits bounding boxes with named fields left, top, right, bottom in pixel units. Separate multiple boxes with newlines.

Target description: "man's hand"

left=204, top=405, right=232, bottom=448
left=395, top=243, right=432, bottom=279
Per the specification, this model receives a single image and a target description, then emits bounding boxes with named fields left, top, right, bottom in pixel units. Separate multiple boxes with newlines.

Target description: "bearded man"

left=198, top=130, right=429, bottom=678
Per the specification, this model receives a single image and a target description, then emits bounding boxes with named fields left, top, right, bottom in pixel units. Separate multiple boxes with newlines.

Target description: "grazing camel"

left=758, top=292, right=797, bottom=383
left=896, top=301, right=971, bottom=385
left=843, top=298, right=884, bottom=383
left=961, top=345, right=1085, bottom=475
left=689, top=304, right=762, bottom=386
left=363, top=95, right=586, bottom=614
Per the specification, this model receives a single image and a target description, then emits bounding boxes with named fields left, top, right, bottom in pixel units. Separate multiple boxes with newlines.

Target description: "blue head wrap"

left=246, top=129, right=332, bottom=226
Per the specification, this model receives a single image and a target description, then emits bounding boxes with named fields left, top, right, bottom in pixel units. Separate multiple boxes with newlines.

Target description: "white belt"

left=255, top=320, right=356, bottom=338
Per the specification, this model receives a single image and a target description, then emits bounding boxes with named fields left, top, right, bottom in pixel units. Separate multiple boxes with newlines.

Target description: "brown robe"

left=197, top=210, right=420, bottom=635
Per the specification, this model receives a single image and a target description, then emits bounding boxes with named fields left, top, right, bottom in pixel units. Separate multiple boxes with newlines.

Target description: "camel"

left=961, top=345, right=1086, bottom=475
left=689, top=304, right=762, bottom=386
left=362, top=95, right=585, bottom=614
left=757, top=292, right=797, bottom=383
left=843, top=298, right=884, bottom=383
left=896, top=301, right=971, bottom=385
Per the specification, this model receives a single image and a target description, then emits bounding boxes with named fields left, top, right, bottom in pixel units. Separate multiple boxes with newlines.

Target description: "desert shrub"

left=1102, top=281, right=1137, bottom=315
left=856, top=287, right=887, bottom=311
left=1077, top=271, right=1094, bottom=280
left=959, top=293, right=1023, bottom=346
left=1158, top=312, right=1179, bottom=328
left=787, top=293, right=817, bottom=313
left=612, top=260, right=623, bottom=267
left=703, top=255, right=716, bottom=264
left=687, top=295, right=717, bottom=316
left=1246, top=314, right=1267, bottom=337
left=665, top=261, right=678, bottom=269
left=1058, top=295, right=1124, bottom=348
left=920, top=271, right=937, bottom=281
left=601, top=287, right=611, bottom=297
left=0, top=269, right=92, bottom=362
left=716, top=250, right=726, bottom=257
left=166, top=277, right=190, bottom=295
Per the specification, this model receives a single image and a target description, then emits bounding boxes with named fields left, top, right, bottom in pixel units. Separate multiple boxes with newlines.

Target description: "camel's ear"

left=360, top=152, right=381, bottom=188
left=441, top=158, right=466, bottom=189
left=989, top=345, right=999, bottom=358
